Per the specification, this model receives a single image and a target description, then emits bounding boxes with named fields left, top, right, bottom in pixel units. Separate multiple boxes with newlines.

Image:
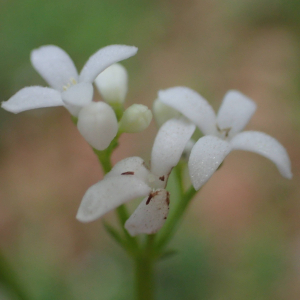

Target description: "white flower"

left=76, top=118, right=195, bottom=236
left=1, top=44, right=138, bottom=150
left=159, top=87, right=293, bottom=190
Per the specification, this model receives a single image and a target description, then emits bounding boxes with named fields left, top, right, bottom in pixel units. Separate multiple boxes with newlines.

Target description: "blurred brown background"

left=1, top=0, right=300, bottom=299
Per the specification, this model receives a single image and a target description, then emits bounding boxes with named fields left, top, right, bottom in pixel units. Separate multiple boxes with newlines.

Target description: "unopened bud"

left=119, top=104, right=152, bottom=133
left=95, top=63, right=128, bottom=105
left=153, top=98, right=180, bottom=127
left=77, top=102, right=118, bottom=150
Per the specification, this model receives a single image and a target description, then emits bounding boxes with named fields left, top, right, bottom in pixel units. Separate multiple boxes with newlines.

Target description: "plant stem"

left=174, top=162, right=184, bottom=198
left=94, top=141, right=156, bottom=299
left=135, top=235, right=155, bottom=300
left=116, top=204, right=139, bottom=250
left=94, top=149, right=113, bottom=174
left=135, top=256, right=154, bottom=300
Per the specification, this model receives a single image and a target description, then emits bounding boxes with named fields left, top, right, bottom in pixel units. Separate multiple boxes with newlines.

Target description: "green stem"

left=174, top=162, right=184, bottom=198
left=93, top=149, right=113, bottom=174
left=135, top=257, right=154, bottom=300
left=135, top=235, right=155, bottom=300
left=155, top=186, right=197, bottom=251
left=116, top=205, right=139, bottom=251
left=91, top=133, right=157, bottom=299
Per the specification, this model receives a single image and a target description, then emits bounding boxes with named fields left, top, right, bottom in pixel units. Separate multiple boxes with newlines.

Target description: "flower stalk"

left=135, top=235, right=156, bottom=300
left=93, top=133, right=199, bottom=300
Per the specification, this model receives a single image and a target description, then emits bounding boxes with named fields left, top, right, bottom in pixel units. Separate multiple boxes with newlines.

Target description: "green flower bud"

left=119, top=104, right=152, bottom=133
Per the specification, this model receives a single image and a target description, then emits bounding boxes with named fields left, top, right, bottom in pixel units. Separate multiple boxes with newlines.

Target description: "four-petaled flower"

left=76, top=118, right=195, bottom=236
left=159, top=87, right=292, bottom=190
left=1, top=44, right=137, bottom=150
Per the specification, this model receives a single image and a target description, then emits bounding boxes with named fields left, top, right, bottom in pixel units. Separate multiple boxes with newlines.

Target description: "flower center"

left=216, top=124, right=231, bottom=140
left=147, top=173, right=166, bottom=189
left=63, top=78, right=77, bottom=91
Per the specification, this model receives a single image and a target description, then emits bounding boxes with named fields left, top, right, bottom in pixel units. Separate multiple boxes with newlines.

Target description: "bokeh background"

left=1, top=0, right=300, bottom=299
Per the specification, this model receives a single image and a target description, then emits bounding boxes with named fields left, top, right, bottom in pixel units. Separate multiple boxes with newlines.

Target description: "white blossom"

left=76, top=118, right=195, bottom=236
left=159, top=87, right=292, bottom=190
left=1, top=44, right=138, bottom=150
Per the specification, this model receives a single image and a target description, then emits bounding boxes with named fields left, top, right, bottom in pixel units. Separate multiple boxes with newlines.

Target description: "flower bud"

left=152, top=98, right=180, bottom=127
left=95, top=63, right=128, bottom=105
left=77, top=102, right=118, bottom=150
left=119, top=104, right=152, bottom=133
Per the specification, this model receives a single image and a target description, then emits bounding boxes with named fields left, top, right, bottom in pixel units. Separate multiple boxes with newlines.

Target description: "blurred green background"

left=1, top=0, right=300, bottom=299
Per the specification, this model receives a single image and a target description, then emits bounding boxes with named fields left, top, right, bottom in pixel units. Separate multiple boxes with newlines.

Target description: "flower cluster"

left=1, top=44, right=293, bottom=237
left=77, top=118, right=195, bottom=235
left=1, top=45, right=152, bottom=150
left=158, top=87, right=292, bottom=190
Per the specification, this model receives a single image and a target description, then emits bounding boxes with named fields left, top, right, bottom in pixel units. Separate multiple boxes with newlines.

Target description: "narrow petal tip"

left=79, top=45, right=138, bottom=83
left=2, top=86, right=63, bottom=113
left=217, top=90, right=257, bottom=138
left=230, top=131, right=293, bottom=179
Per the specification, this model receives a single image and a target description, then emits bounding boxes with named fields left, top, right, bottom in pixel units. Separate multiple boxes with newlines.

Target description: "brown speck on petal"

left=121, top=171, right=134, bottom=175
left=146, top=194, right=153, bottom=205
left=146, top=190, right=159, bottom=205
left=166, top=192, right=170, bottom=206
left=159, top=176, right=165, bottom=181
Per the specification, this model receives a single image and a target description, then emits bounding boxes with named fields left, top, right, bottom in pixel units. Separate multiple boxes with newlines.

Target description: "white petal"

left=188, top=136, right=232, bottom=190
left=77, top=102, right=118, bottom=150
left=105, top=157, right=150, bottom=183
left=158, top=87, right=217, bottom=135
left=217, top=90, right=257, bottom=139
left=76, top=176, right=151, bottom=222
left=1, top=86, right=63, bottom=113
left=151, top=118, right=196, bottom=177
left=79, top=45, right=138, bottom=83
left=95, top=63, right=128, bottom=104
left=125, top=189, right=170, bottom=236
left=61, top=83, right=93, bottom=116
left=230, top=131, right=292, bottom=179
left=31, top=45, right=79, bottom=91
